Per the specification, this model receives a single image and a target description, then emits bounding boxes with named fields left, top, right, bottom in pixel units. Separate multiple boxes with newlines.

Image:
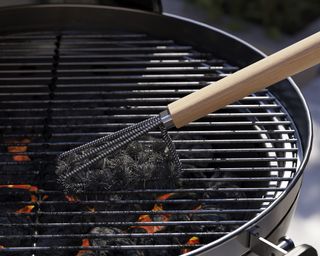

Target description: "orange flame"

left=181, top=236, right=200, bottom=254
left=76, top=239, right=92, bottom=256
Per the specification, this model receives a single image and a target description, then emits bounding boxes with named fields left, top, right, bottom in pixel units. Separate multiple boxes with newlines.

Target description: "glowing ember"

left=7, top=138, right=30, bottom=152
left=181, top=236, right=200, bottom=254
left=31, top=195, right=38, bottom=202
left=65, top=195, right=79, bottom=202
left=156, top=193, right=174, bottom=201
left=15, top=205, right=35, bottom=214
left=193, top=205, right=202, bottom=211
left=12, top=155, right=30, bottom=161
left=135, top=214, right=159, bottom=233
left=132, top=193, right=173, bottom=234
left=76, top=239, right=92, bottom=256
left=87, top=207, right=96, bottom=212
left=7, top=138, right=31, bottom=161
left=0, top=185, right=38, bottom=214
left=0, top=184, right=38, bottom=192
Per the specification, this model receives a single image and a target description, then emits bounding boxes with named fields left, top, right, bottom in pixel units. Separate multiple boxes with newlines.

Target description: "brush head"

left=56, top=137, right=181, bottom=194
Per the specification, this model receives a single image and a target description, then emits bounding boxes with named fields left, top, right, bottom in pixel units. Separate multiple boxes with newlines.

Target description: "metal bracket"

left=249, top=229, right=317, bottom=256
left=250, top=231, right=288, bottom=256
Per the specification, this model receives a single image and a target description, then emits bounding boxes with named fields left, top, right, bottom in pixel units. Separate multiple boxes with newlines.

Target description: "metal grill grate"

left=0, top=32, right=299, bottom=255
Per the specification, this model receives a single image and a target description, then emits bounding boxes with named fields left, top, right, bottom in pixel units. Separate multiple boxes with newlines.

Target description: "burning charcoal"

left=90, top=227, right=144, bottom=256
left=58, top=137, right=181, bottom=194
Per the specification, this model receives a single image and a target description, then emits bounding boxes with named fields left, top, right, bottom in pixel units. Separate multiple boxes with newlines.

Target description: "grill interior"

left=0, top=31, right=299, bottom=255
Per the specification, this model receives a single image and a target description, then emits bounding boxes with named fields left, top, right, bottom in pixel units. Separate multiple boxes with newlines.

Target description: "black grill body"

left=0, top=4, right=312, bottom=256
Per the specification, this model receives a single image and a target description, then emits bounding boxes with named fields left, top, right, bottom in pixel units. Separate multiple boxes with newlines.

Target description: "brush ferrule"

left=159, top=109, right=174, bottom=129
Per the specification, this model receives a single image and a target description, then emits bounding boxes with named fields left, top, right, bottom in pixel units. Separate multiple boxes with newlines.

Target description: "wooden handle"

left=168, top=32, right=320, bottom=128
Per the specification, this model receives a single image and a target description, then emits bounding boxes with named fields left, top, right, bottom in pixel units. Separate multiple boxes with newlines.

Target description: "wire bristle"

left=55, top=116, right=182, bottom=193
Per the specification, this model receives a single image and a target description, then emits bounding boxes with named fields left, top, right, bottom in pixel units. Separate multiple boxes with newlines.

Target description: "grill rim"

left=0, top=4, right=313, bottom=255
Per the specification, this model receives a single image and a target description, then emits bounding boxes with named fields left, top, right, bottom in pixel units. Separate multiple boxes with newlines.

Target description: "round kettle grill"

left=0, top=1, right=315, bottom=255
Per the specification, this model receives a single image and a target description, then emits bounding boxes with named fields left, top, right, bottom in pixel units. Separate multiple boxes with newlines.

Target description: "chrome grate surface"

left=0, top=32, right=299, bottom=255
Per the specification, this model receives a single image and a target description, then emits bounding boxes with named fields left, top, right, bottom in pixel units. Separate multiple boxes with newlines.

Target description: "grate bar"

left=0, top=52, right=209, bottom=60
left=58, top=59, right=223, bottom=65
left=0, top=232, right=228, bottom=240
left=0, top=244, right=203, bottom=252
left=0, top=46, right=193, bottom=53
left=22, top=121, right=291, bottom=128
left=0, top=198, right=276, bottom=207
left=0, top=157, right=297, bottom=165
left=183, top=167, right=295, bottom=172
left=43, top=130, right=296, bottom=138
left=0, top=220, right=248, bottom=228
left=0, top=95, right=276, bottom=104
left=0, top=113, right=289, bottom=120
left=180, top=157, right=297, bottom=163
left=0, top=59, right=221, bottom=67
left=0, top=35, right=56, bottom=40
left=0, top=187, right=286, bottom=197
left=0, top=139, right=297, bottom=148
left=0, top=90, right=271, bottom=97
left=1, top=39, right=175, bottom=46
left=0, top=74, right=222, bottom=82
left=60, top=46, right=193, bottom=51
left=0, top=148, right=297, bottom=158
left=0, top=66, right=237, bottom=74
left=0, top=104, right=282, bottom=111
left=1, top=208, right=262, bottom=217
left=180, top=177, right=293, bottom=182
left=56, top=66, right=238, bottom=72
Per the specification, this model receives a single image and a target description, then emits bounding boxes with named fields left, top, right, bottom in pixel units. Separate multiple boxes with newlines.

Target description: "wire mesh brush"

left=56, top=32, right=320, bottom=193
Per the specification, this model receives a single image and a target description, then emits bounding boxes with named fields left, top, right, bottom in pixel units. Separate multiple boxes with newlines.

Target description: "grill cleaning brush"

left=56, top=32, right=320, bottom=193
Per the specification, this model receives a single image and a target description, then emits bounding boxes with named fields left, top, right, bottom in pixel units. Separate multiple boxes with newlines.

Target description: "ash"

left=58, top=137, right=181, bottom=194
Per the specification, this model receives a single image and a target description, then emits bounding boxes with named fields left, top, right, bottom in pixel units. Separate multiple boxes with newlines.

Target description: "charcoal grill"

left=0, top=1, right=315, bottom=256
